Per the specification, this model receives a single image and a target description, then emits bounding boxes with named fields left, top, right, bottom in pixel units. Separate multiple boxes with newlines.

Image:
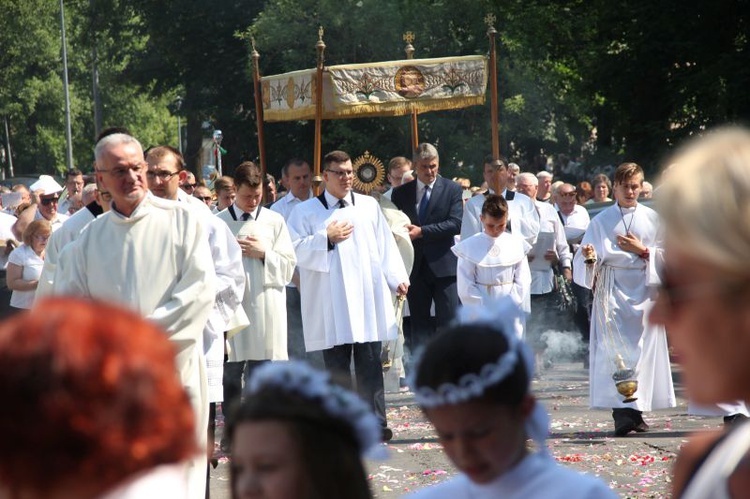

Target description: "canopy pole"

left=486, top=13, right=500, bottom=160
left=404, top=31, right=419, bottom=153
left=313, top=27, right=326, bottom=196
left=251, top=38, right=268, bottom=201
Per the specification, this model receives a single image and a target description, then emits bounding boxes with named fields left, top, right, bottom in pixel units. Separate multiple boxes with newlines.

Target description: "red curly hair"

left=0, top=297, right=196, bottom=494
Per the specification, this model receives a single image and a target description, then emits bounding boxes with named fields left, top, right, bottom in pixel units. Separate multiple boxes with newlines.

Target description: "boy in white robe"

left=452, top=194, right=531, bottom=333
left=216, top=163, right=296, bottom=421
left=574, top=162, right=676, bottom=436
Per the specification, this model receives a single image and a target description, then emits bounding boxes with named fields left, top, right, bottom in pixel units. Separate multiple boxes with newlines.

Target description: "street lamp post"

left=59, top=0, right=74, bottom=171
left=175, top=96, right=183, bottom=153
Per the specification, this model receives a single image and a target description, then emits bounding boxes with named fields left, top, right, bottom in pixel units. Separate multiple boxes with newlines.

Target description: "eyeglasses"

left=559, top=191, right=576, bottom=197
left=40, top=197, right=59, bottom=206
left=326, top=169, right=354, bottom=179
left=183, top=183, right=197, bottom=189
left=146, top=170, right=180, bottom=181
left=656, top=273, right=749, bottom=313
left=195, top=196, right=213, bottom=202
left=99, top=164, right=145, bottom=178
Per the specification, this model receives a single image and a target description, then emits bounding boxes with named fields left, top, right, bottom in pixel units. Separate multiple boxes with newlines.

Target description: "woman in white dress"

left=406, top=299, right=616, bottom=499
left=6, top=219, right=50, bottom=310
left=650, top=127, right=750, bottom=498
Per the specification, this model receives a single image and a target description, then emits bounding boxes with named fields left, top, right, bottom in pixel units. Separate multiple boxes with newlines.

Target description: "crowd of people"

left=1, top=126, right=749, bottom=498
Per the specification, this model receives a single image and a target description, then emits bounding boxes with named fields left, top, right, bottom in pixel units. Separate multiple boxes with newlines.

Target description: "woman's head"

left=651, top=126, right=750, bottom=405
left=226, top=362, right=377, bottom=499
left=591, top=173, right=612, bottom=201
left=0, top=298, right=196, bottom=497
left=412, top=301, right=543, bottom=484
left=22, top=219, right=51, bottom=250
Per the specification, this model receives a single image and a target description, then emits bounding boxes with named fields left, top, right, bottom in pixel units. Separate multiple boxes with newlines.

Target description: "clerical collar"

left=230, top=202, right=260, bottom=221
left=322, top=190, right=355, bottom=209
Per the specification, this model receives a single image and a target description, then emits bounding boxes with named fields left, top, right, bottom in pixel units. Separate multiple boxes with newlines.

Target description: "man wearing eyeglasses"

left=287, top=150, right=409, bottom=442
left=460, top=155, right=540, bottom=248
left=51, top=133, right=217, bottom=498
left=29, top=175, right=69, bottom=232
left=181, top=171, right=198, bottom=194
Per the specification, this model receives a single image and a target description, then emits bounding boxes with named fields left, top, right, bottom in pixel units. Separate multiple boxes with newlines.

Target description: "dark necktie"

left=418, top=185, right=430, bottom=224
left=337, top=199, right=347, bottom=209
left=241, top=212, right=251, bottom=221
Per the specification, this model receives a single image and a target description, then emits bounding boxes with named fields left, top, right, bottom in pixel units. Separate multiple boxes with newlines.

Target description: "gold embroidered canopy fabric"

left=260, top=55, right=488, bottom=122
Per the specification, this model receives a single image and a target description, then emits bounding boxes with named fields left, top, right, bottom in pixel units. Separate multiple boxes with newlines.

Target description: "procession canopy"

left=261, top=55, right=488, bottom=122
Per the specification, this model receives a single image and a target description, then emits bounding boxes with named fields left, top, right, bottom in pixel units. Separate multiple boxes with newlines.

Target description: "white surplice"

left=451, top=231, right=531, bottom=314
left=216, top=205, right=296, bottom=361
left=406, top=452, right=617, bottom=499
left=286, top=192, right=409, bottom=351
left=573, top=202, right=676, bottom=411
left=177, top=190, right=245, bottom=403
left=460, top=189, right=540, bottom=248
left=51, top=194, right=215, bottom=499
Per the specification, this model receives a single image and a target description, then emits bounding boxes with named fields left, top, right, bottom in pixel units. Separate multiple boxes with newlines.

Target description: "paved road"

left=209, top=361, right=725, bottom=498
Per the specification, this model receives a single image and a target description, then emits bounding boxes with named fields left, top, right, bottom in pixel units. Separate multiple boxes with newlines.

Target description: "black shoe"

left=613, top=408, right=646, bottom=437
left=724, top=414, right=749, bottom=426
left=381, top=427, right=393, bottom=442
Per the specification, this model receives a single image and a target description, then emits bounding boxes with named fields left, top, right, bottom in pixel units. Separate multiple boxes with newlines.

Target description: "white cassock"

left=51, top=194, right=215, bottom=499
left=37, top=203, right=99, bottom=297
left=452, top=231, right=531, bottom=318
left=216, top=205, right=296, bottom=361
left=177, top=190, right=246, bottom=404
left=573, top=202, right=676, bottom=411
left=287, top=191, right=409, bottom=351
left=460, top=190, right=540, bottom=248
left=406, top=452, right=617, bottom=499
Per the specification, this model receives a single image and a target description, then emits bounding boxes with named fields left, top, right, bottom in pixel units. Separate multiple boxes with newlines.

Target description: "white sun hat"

left=30, top=175, right=64, bottom=196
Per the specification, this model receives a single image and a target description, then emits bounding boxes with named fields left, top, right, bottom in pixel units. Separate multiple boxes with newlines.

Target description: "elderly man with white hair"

left=51, top=133, right=216, bottom=498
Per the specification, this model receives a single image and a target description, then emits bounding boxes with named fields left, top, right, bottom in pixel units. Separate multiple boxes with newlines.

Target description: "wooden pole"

left=404, top=32, right=419, bottom=153
left=251, top=38, right=268, bottom=201
left=486, top=13, right=500, bottom=160
left=313, top=27, right=326, bottom=196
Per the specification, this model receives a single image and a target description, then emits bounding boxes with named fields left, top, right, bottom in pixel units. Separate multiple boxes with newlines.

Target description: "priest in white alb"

left=287, top=150, right=409, bottom=440
left=51, top=133, right=215, bottom=498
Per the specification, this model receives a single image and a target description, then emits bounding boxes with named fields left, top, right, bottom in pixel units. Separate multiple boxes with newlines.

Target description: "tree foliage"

left=1, top=0, right=749, bottom=180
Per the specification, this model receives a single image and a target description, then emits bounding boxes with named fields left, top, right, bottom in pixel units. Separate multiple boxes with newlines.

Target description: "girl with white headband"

left=406, top=298, right=616, bottom=498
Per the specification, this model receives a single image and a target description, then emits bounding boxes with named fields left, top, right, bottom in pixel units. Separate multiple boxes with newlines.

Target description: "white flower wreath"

left=245, top=361, right=386, bottom=459
left=409, top=297, right=551, bottom=455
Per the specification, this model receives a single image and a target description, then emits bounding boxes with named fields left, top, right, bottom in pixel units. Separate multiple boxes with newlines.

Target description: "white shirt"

left=556, top=203, right=590, bottom=247
left=269, top=190, right=313, bottom=220
left=7, top=244, right=43, bottom=309
left=34, top=209, right=69, bottom=232
left=0, top=211, right=17, bottom=269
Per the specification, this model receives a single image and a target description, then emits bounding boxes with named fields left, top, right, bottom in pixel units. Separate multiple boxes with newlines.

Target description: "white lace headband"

left=409, top=297, right=551, bottom=455
left=244, top=361, right=386, bottom=459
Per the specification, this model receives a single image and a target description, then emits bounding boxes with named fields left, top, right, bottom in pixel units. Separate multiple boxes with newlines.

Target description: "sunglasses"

left=40, top=197, right=59, bottom=206
left=195, top=196, right=213, bottom=202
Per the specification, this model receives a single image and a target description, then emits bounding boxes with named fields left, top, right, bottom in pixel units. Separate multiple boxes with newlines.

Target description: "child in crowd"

left=226, top=361, right=385, bottom=499
left=451, top=194, right=530, bottom=333
left=406, top=299, right=617, bottom=498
